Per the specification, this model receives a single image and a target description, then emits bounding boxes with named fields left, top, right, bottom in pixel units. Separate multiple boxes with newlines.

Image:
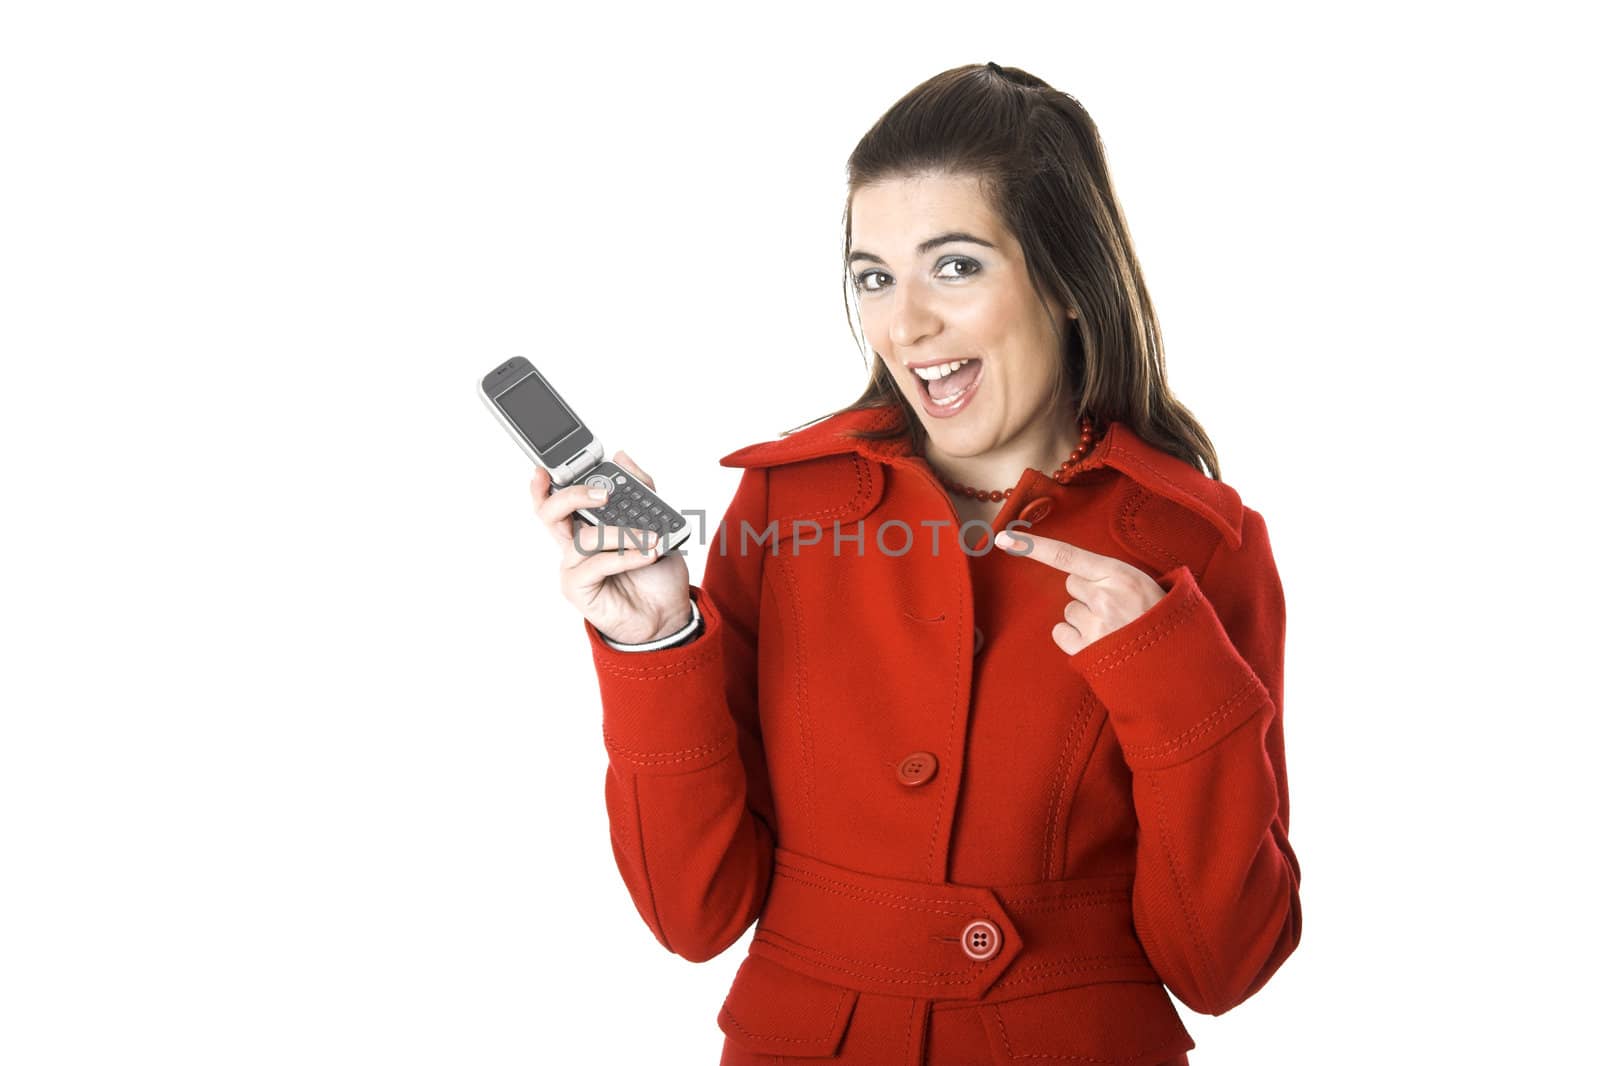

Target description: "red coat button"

left=895, top=751, right=939, bottom=786
left=961, top=919, right=1002, bottom=961
left=1018, top=497, right=1053, bottom=523
left=973, top=626, right=985, bottom=656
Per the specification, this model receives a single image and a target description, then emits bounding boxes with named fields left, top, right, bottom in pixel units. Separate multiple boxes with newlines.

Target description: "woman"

left=531, top=62, right=1299, bottom=1066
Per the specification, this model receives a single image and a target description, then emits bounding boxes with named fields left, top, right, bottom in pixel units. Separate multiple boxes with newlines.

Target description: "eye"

left=853, top=269, right=888, bottom=293
left=936, top=256, right=982, bottom=280
left=852, top=256, right=982, bottom=294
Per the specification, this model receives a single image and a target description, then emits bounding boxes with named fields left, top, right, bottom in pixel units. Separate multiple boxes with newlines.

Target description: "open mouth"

left=913, top=358, right=984, bottom=416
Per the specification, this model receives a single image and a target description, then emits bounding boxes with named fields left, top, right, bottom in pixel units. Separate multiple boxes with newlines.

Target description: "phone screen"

left=499, top=373, right=579, bottom=452
left=488, top=366, right=596, bottom=470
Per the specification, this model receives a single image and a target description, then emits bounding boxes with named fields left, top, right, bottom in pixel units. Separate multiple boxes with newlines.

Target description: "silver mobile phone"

left=479, top=357, right=692, bottom=554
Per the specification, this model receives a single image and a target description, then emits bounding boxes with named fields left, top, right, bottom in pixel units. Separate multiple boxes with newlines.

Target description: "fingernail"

left=589, top=487, right=608, bottom=500
left=994, top=531, right=1014, bottom=548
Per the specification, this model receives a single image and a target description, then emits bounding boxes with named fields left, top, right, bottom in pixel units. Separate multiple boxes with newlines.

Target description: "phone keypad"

left=589, top=472, right=685, bottom=535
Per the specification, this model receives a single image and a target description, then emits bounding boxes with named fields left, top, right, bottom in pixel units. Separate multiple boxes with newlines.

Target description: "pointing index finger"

left=993, top=530, right=1112, bottom=578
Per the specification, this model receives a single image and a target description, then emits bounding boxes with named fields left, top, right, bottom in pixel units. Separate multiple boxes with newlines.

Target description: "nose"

left=887, top=285, right=941, bottom=350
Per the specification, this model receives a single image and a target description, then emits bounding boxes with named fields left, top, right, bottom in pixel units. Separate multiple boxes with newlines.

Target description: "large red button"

left=1018, top=497, right=1053, bottom=523
left=895, top=751, right=939, bottom=786
left=961, top=919, right=1002, bottom=961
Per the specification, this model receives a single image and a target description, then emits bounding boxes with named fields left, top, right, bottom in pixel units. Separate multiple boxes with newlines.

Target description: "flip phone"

left=479, top=357, right=692, bottom=554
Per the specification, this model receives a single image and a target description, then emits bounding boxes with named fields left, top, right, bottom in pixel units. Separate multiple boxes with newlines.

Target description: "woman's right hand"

left=530, top=449, right=693, bottom=646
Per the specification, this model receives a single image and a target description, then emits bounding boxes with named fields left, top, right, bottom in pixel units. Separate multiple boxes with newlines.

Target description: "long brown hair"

left=788, top=61, right=1222, bottom=480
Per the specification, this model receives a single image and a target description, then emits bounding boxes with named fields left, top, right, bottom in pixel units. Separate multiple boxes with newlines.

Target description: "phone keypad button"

left=582, top=465, right=688, bottom=539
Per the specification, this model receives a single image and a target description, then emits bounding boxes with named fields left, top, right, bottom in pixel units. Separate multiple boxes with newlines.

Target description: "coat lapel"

left=718, top=406, right=1243, bottom=550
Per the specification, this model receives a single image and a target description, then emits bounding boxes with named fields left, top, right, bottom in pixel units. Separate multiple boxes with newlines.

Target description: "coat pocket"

left=979, top=980, right=1195, bottom=1065
left=717, top=952, right=861, bottom=1058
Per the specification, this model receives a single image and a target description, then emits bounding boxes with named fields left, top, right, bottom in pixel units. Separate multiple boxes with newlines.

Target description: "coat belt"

left=749, top=846, right=1163, bottom=1001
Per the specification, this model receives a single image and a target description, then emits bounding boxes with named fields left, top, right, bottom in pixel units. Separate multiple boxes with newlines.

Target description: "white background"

left=3, top=2, right=1595, bottom=1063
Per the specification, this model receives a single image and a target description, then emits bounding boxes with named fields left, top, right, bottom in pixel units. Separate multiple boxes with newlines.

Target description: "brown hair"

left=788, top=61, right=1222, bottom=480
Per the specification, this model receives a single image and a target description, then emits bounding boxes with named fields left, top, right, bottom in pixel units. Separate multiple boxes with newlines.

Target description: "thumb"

left=612, top=449, right=656, bottom=490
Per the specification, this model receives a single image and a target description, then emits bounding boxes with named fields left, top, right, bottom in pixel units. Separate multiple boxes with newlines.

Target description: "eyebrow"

left=847, top=231, right=997, bottom=266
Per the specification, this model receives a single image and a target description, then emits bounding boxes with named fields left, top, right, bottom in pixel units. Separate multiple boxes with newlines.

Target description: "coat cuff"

left=1074, top=565, right=1273, bottom=769
left=583, top=586, right=739, bottom=775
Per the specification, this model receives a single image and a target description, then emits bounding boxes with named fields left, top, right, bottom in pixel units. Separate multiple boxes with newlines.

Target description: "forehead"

left=850, top=173, right=1011, bottom=255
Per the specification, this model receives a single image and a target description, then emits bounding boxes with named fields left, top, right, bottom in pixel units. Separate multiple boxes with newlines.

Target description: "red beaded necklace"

left=934, top=415, right=1099, bottom=502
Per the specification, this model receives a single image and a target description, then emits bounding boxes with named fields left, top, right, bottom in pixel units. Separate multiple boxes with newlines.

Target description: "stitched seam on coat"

left=629, top=770, right=670, bottom=953
left=773, top=862, right=982, bottom=915
left=757, top=931, right=981, bottom=983
left=1042, top=689, right=1096, bottom=880
left=999, top=892, right=1128, bottom=913
left=927, top=535, right=969, bottom=881
left=775, top=862, right=1135, bottom=913
left=603, top=731, right=737, bottom=767
left=996, top=871, right=1133, bottom=898
left=1149, top=771, right=1222, bottom=1007
left=1119, top=484, right=1184, bottom=572
left=1122, top=670, right=1269, bottom=764
left=990, top=954, right=1157, bottom=985
left=720, top=983, right=851, bottom=1045
left=772, top=555, right=815, bottom=848
left=596, top=647, right=716, bottom=679
left=1110, top=443, right=1233, bottom=546
left=1078, top=584, right=1201, bottom=679
left=991, top=991, right=1185, bottom=1062
left=771, top=454, right=874, bottom=526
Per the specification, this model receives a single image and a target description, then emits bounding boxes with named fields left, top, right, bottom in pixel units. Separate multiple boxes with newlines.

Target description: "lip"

left=904, top=356, right=977, bottom=370
left=913, top=359, right=984, bottom=419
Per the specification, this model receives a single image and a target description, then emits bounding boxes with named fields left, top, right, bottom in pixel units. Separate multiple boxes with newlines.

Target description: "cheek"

left=875, top=351, right=913, bottom=396
left=1000, top=357, right=1054, bottom=407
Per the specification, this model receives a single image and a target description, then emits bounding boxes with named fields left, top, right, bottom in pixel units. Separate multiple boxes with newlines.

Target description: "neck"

left=926, top=409, right=1085, bottom=493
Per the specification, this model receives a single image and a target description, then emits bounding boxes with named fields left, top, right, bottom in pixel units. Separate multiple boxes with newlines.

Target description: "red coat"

left=583, top=405, right=1301, bottom=1066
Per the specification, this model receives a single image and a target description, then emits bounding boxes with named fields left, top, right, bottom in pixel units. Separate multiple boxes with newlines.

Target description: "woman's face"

left=849, top=172, right=1074, bottom=459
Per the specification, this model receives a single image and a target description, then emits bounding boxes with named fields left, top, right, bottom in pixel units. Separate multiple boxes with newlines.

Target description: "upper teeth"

left=912, top=359, right=973, bottom=381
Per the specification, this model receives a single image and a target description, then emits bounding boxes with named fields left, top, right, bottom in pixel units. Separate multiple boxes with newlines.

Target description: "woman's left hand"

left=992, top=530, right=1167, bottom=655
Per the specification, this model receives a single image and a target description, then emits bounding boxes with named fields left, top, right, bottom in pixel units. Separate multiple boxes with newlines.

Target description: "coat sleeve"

left=580, top=466, right=776, bottom=964
left=1074, top=504, right=1301, bottom=1015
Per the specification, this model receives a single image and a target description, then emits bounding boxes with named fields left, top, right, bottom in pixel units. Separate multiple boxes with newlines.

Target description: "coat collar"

left=718, top=405, right=1243, bottom=549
